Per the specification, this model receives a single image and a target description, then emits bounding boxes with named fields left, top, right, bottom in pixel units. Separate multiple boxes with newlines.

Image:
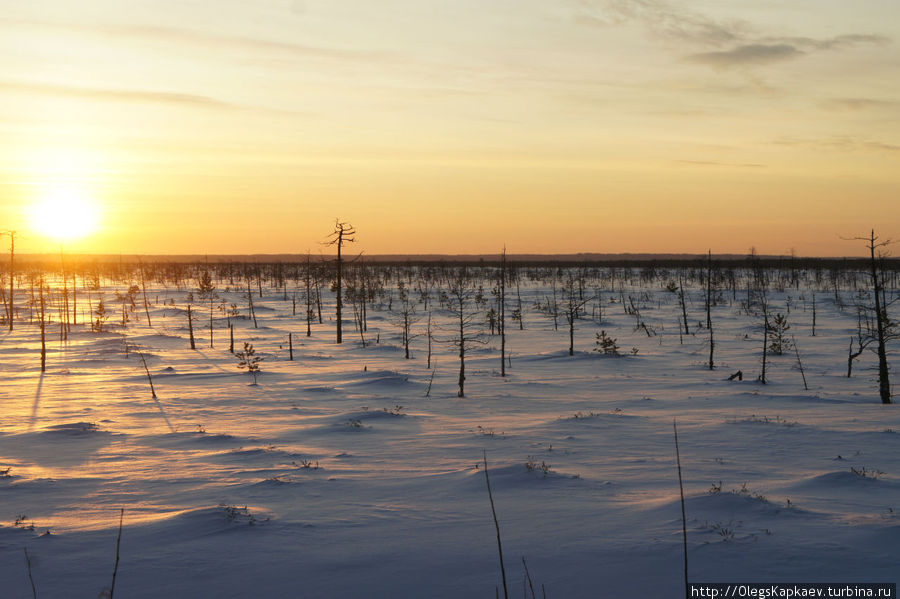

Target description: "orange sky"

left=1, top=1, right=898, bottom=257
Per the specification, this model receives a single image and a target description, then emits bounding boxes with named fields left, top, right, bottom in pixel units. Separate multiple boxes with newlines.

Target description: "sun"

left=29, top=186, right=99, bottom=242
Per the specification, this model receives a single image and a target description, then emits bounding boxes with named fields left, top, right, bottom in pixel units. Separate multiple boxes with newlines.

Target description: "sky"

left=1, top=0, right=898, bottom=256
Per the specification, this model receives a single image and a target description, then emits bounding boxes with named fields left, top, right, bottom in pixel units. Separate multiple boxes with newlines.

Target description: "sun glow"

left=29, top=187, right=99, bottom=241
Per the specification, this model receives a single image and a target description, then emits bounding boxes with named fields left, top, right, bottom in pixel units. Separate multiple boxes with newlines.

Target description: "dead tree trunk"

left=811, top=294, right=817, bottom=337
left=427, top=312, right=433, bottom=369
left=457, top=303, right=466, bottom=397
left=500, top=248, right=506, bottom=377
left=306, top=254, right=313, bottom=337
left=247, top=280, right=257, bottom=329
left=71, top=273, right=77, bottom=326
left=6, top=231, right=14, bottom=331
left=867, top=231, right=892, bottom=404
left=706, top=250, right=714, bottom=370
left=188, top=305, right=196, bottom=350
left=326, top=220, right=356, bottom=344
left=39, top=279, right=46, bottom=372
left=679, top=274, right=689, bottom=336
left=139, top=261, right=152, bottom=327
left=760, top=310, right=769, bottom=384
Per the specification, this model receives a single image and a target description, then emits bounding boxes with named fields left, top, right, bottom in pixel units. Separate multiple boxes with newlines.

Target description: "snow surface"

left=1, top=274, right=898, bottom=598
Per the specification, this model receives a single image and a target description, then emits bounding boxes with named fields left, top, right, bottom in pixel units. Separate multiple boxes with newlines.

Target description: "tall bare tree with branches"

left=393, top=284, right=421, bottom=359
left=499, top=247, right=507, bottom=376
left=1, top=230, right=14, bottom=331
left=325, top=220, right=356, bottom=344
left=706, top=250, right=715, bottom=370
left=445, top=268, right=485, bottom=397
left=562, top=275, right=592, bottom=356
left=305, top=253, right=314, bottom=337
left=849, top=230, right=897, bottom=404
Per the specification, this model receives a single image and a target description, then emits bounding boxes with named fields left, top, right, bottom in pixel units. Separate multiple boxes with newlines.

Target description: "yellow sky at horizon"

left=1, top=1, right=898, bottom=257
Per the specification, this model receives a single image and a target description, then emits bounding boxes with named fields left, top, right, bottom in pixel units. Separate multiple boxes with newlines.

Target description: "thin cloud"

left=0, top=17, right=390, bottom=63
left=772, top=136, right=900, bottom=154
left=820, top=97, right=900, bottom=111
left=675, top=160, right=765, bottom=168
left=770, top=34, right=890, bottom=51
left=575, top=0, right=748, bottom=46
left=0, top=80, right=232, bottom=108
left=688, top=44, right=803, bottom=67
left=572, top=1, right=890, bottom=69
left=688, top=34, right=888, bottom=69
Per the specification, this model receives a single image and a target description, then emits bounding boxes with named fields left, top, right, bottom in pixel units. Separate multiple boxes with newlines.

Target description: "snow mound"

left=521, top=349, right=607, bottom=362
left=557, top=410, right=638, bottom=422
left=42, top=422, right=106, bottom=437
left=688, top=491, right=816, bottom=519
left=147, top=431, right=251, bottom=448
left=185, top=433, right=244, bottom=445
left=341, top=409, right=409, bottom=421
left=220, top=447, right=299, bottom=460
left=141, top=505, right=274, bottom=535
left=209, top=447, right=321, bottom=467
left=358, top=343, right=404, bottom=354
left=340, top=370, right=412, bottom=388
left=127, top=333, right=188, bottom=349
left=465, top=462, right=585, bottom=491
left=794, top=470, right=897, bottom=490
left=248, top=476, right=298, bottom=488
left=302, top=407, right=414, bottom=434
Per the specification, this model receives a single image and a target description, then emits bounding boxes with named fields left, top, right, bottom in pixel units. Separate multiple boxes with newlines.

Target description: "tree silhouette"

left=198, top=270, right=217, bottom=348
left=445, top=268, right=485, bottom=397
left=562, top=275, right=591, bottom=356
left=848, top=230, right=897, bottom=404
left=39, top=277, right=46, bottom=372
left=393, top=284, right=421, bottom=359
left=705, top=250, right=715, bottom=370
left=236, top=342, right=263, bottom=384
left=325, top=220, right=356, bottom=344
left=499, top=248, right=507, bottom=376
left=94, top=300, right=110, bottom=333
left=2, top=230, right=15, bottom=331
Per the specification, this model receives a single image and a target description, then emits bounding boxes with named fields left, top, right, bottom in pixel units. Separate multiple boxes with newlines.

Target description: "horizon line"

left=14, top=251, right=889, bottom=263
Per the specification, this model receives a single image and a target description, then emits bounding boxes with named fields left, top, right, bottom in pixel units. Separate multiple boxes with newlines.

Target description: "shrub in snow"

left=594, top=330, right=620, bottom=356
left=236, top=342, right=262, bottom=384
left=767, top=313, right=792, bottom=355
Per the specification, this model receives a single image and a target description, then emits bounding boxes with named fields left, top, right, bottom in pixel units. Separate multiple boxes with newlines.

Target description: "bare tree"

left=71, top=272, right=77, bottom=326
left=445, top=268, right=485, bottom=397
left=138, top=259, right=152, bottom=327
left=759, top=294, right=769, bottom=384
left=325, top=220, right=356, bottom=344
left=198, top=270, right=216, bottom=348
left=426, top=311, right=433, bottom=369
left=187, top=303, right=196, bottom=350
left=1, top=230, right=14, bottom=331
left=393, top=285, right=421, bottom=359
left=344, top=279, right=367, bottom=347
left=305, top=253, right=314, bottom=337
left=39, top=276, right=46, bottom=372
left=245, top=273, right=258, bottom=329
left=678, top=272, right=690, bottom=337
left=0, top=231, right=17, bottom=331
left=848, top=230, right=897, bottom=404
left=706, top=250, right=715, bottom=370
left=59, top=248, right=69, bottom=339
left=562, top=275, right=592, bottom=356
left=847, top=305, right=873, bottom=378
left=810, top=293, right=817, bottom=336
left=499, top=248, right=507, bottom=376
